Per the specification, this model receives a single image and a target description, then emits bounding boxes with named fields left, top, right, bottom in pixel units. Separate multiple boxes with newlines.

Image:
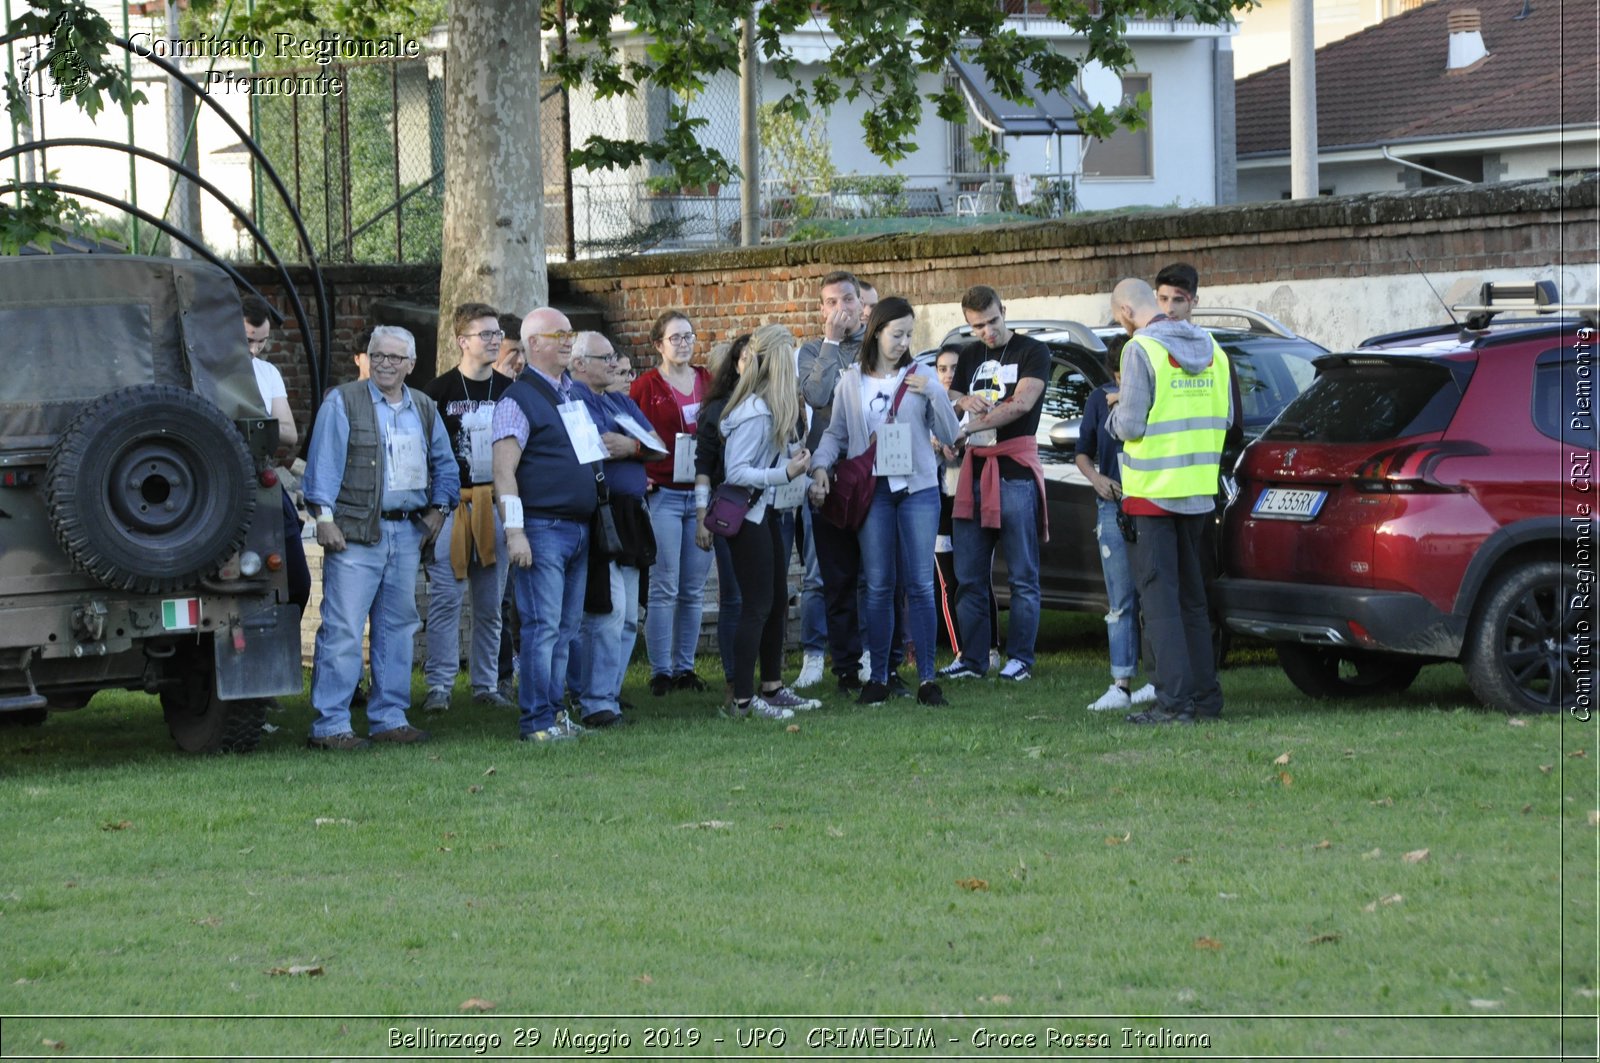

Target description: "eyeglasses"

left=531, top=330, right=578, bottom=344
left=664, top=333, right=696, bottom=346
left=460, top=330, right=505, bottom=344
left=368, top=351, right=411, bottom=366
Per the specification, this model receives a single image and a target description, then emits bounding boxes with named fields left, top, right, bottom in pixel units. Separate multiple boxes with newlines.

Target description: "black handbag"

left=591, top=466, right=623, bottom=558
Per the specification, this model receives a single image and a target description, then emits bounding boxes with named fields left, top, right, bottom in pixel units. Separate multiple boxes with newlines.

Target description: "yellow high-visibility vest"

left=1119, top=335, right=1230, bottom=499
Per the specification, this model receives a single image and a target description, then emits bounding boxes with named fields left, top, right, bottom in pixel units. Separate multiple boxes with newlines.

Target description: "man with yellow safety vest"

left=1107, top=278, right=1234, bottom=724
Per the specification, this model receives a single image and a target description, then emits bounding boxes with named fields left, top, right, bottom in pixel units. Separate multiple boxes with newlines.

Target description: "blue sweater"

left=502, top=374, right=599, bottom=521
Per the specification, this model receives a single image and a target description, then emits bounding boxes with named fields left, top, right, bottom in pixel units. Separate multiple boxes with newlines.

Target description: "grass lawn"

left=1, top=613, right=1594, bottom=1059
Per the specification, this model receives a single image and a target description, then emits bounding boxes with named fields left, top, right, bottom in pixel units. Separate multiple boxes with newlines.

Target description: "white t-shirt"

left=860, top=372, right=900, bottom=436
left=252, top=357, right=287, bottom=407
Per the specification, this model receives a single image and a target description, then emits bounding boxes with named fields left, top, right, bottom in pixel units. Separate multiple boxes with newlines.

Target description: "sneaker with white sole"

left=998, top=660, right=1033, bottom=682
left=1088, top=684, right=1132, bottom=711
left=1129, top=683, right=1157, bottom=705
left=728, top=695, right=794, bottom=721
left=422, top=686, right=451, bottom=713
left=550, top=710, right=587, bottom=738
left=763, top=687, right=821, bottom=712
left=937, top=660, right=984, bottom=680
left=794, top=652, right=825, bottom=690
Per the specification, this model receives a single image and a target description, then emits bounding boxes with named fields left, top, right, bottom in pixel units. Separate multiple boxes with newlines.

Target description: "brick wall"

left=242, top=176, right=1596, bottom=438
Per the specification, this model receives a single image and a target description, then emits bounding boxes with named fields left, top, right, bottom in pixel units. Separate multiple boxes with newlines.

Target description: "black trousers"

left=1128, top=511, right=1223, bottom=718
left=281, top=487, right=310, bottom=616
left=727, top=514, right=787, bottom=701
left=810, top=504, right=863, bottom=677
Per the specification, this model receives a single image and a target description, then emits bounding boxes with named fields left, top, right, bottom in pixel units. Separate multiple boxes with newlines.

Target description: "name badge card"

left=463, top=406, right=495, bottom=484
left=613, top=413, right=667, bottom=455
left=997, top=363, right=1019, bottom=386
left=772, top=477, right=808, bottom=510
left=385, top=428, right=429, bottom=492
left=673, top=433, right=698, bottom=483
left=873, top=422, right=915, bottom=477
left=558, top=401, right=608, bottom=464
left=682, top=402, right=701, bottom=426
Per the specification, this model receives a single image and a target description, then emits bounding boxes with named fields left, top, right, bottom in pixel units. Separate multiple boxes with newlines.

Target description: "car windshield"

left=1219, top=336, right=1321, bottom=437
left=1263, top=359, right=1464, bottom=444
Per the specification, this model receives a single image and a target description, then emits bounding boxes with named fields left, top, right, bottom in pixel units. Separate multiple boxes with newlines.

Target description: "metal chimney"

left=1447, top=8, right=1490, bottom=70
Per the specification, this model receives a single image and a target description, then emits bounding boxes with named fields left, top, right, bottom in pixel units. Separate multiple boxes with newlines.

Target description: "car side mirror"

left=1048, top=418, right=1081, bottom=449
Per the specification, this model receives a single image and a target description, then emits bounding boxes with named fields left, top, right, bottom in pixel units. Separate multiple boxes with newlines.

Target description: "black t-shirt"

left=950, top=332, right=1051, bottom=479
left=424, top=368, right=516, bottom=487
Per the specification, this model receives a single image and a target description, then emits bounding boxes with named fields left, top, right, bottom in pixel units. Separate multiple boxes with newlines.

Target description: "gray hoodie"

left=813, top=363, right=961, bottom=495
left=797, top=328, right=866, bottom=450
left=720, top=396, right=799, bottom=525
left=1109, top=317, right=1234, bottom=515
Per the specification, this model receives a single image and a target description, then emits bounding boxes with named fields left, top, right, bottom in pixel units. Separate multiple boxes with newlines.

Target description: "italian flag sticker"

left=161, top=598, right=201, bottom=631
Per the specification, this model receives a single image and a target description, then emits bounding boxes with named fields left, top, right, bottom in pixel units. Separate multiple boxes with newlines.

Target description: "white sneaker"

left=1129, top=683, right=1157, bottom=705
left=794, top=652, right=825, bottom=690
left=858, top=651, right=872, bottom=682
left=998, top=659, right=1033, bottom=682
left=1088, top=684, right=1132, bottom=711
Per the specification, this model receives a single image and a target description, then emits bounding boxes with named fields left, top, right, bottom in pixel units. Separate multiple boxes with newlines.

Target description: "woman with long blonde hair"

left=717, top=324, right=816, bottom=719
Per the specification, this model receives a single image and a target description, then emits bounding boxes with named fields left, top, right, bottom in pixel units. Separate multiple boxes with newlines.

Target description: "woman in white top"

left=810, top=297, right=960, bottom=706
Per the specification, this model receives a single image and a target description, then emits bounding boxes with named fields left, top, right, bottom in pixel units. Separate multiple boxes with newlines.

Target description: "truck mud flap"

left=213, top=602, right=303, bottom=699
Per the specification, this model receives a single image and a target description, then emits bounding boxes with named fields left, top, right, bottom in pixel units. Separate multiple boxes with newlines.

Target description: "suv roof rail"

left=1453, top=280, right=1566, bottom=329
left=946, top=319, right=1107, bottom=353
left=1190, top=307, right=1297, bottom=339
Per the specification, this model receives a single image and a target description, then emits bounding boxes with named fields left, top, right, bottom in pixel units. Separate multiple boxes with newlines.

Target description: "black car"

left=922, top=309, right=1326, bottom=613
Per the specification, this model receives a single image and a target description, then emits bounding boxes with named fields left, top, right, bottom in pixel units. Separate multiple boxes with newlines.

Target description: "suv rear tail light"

left=1352, top=441, right=1487, bottom=493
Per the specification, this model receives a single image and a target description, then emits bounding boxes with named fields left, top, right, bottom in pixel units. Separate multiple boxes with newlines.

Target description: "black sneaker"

left=580, top=709, right=622, bottom=729
left=672, top=670, right=707, bottom=692
left=917, top=681, right=947, bottom=706
left=937, top=660, right=984, bottom=680
left=858, top=680, right=890, bottom=705
left=885, top=672, right=913, bottom=698
left=1125, top=708, right=1195, bottom=725
left=837, top=673, right=864, bottom=695
left=649, top=673, right=674, bottom=697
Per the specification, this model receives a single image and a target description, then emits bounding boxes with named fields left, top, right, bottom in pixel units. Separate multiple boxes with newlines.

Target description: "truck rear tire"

left=160, top=644, right=265, bottom=753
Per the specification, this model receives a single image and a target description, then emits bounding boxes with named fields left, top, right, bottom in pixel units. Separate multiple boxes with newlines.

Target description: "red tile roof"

left=1235, top=0, right=1600, bottom=156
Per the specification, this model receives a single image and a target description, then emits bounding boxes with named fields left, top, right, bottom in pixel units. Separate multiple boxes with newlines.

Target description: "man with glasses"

left=493, top=308, right=601, bottom=743
left=565, top=331, right=666, bottom=727
left=303, top=325, right=459, bottom=749
left=421, top=303, right=516, bottom=714
left=240, top=294, right=311, bottom=620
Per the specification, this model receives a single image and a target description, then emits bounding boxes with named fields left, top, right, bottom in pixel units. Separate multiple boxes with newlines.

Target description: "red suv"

left=1215, top=282, right=1597, bottom=715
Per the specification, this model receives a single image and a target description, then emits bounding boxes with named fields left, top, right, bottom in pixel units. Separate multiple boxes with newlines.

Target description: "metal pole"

left=558, top=0, right=575, bottom=262
left=739, top=9, right=758, bottom=246
left=1289, top=0, right=1318, bottom=199
left=122, top=0, right=139, bottom=248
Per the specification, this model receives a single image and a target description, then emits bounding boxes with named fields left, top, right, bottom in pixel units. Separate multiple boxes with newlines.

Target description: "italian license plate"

left=1252, top=487, right=1327, bottom=521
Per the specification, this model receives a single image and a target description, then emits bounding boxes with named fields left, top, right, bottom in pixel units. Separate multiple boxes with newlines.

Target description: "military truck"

left=0, top=254, right=304, bottom=751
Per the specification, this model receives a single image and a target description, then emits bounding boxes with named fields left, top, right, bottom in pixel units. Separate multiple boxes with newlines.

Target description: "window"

left=1037, top=352, right=1102, bottom=464
left=1533, top=347, right=1599, bottom=447
left=1081, top=73, right=1150, bottom=179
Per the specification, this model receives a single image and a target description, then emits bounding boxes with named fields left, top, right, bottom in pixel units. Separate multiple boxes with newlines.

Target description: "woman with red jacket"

left=630, top=310, right=715, bottom=695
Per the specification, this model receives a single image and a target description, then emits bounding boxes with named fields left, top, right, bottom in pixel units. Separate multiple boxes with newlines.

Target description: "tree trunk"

left=437, top=0, right=547, bottom=373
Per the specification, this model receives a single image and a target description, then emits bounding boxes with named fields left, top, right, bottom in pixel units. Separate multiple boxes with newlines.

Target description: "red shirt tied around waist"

left=631, top=343, right=709, bottom=491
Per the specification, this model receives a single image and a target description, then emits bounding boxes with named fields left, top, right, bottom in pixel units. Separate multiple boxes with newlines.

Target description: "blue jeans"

left=712, top=534, right=741, bottom=682
left=793, top=505, right=827, bottom=653
left=423, top=503, right=509, bottom=695
left=953, top=477, right=1042, bottom=671
left=645, top=488, right=713, bottom=677
left=309, top=517, right=424, bottom=739
left=514, top=517, right=589, bottom=735
left=1095, top=497, right=1140, bottom=680
left=569, top=561, right=641, bottom=717
left=859, top=483, right=940, bottom=684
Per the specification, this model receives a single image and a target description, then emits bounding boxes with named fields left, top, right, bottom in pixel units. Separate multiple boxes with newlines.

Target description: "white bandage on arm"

left=694, top=484, right=710, bottom=509
left=500, top=494, right=524, bottom=529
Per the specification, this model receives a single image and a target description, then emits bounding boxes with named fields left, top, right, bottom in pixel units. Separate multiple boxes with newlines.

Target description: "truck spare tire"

left=46, top=384, right=256, bottom=594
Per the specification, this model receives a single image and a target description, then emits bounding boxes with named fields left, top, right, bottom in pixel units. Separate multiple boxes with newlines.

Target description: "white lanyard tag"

left=385, top=427, right=429, bottom=492
left=873, top=422, right=915, bottom=477
left=681, top=401, right=701, bottom=427
left=463, top=406, right=495, bottom=484
left=559, top=400, right=608, bottom=464
left=673, top=433, right=698, bottom=483
left=772, top=476, right=807, bottom=510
